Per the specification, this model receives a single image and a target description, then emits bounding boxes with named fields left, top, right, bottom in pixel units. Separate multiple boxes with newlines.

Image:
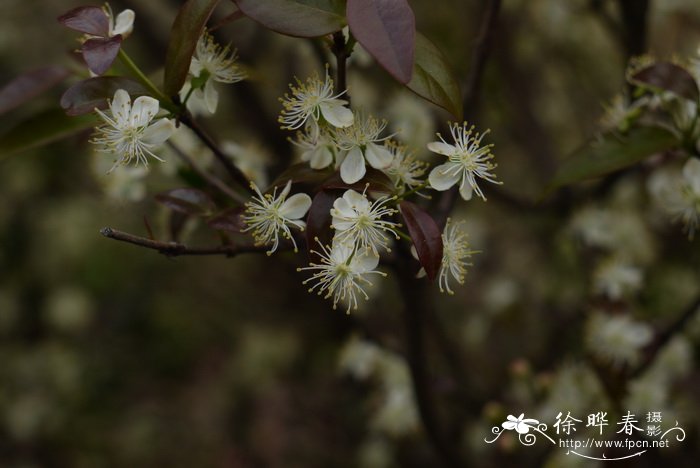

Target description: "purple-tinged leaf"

left=407, top=33, right=463, bottom=119
left=0, top=108, right=98, bottom=159
left=82, top=35, right=122, bottom=76
left=163, top=0, right=220, bottom=97
left=347, top=0, right=415, bottom=83
left=60, top=76, right=149, bottom=116
left=207, top=207, right=246, bottom=232
left=268, top=163, right=334, bottom=191
left=58, top=5, right=110, bottom=37
left=322, top=167, right=395, bottom=195
left=631, top=62, right=699, bottom=102
left=0, top=66, right=70, bottom=115
left=306, top=189, right=341, bottom=261
left=399, top=201, right=442, bottom=281
left=155, top=188, right=217, bottom=216
left=232, top=0, right=345, bottom=38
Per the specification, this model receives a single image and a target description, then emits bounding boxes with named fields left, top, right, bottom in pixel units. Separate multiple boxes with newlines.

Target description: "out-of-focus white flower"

left=382, top=141, right=427, bottom=193
left=279, top=69, right=353, bottom=132
left=104, top=3, right=134, bottom=38
left=299, top=240, right=385, bottom=313
left=427, top=122, right=500, bottom=201
left=371, top=385, right=419, bottom=436
left=331, top=189, right=399, bottom=254
left=242, top=180, right=311, bottom=254
left=222, top=141, right=270, bottom=188
left=333, top=113, right=394, bottom=184
left=188, top=31, right=246, bottom=113
left=91, top=89, right=175, bottom=171
left=291, top=125, right=336, bottom=170
left=385, top=92, right=435, bottom=150
left=586, top=312, right=653, bottom=368
left=415, top=219, right=475, bottom=294
left=592, top=257, right=643, bottom=300
left=338, top=335, right=382, bottom=380
left=92, top=156, right=148, bottom=202
left=599, top=94, right=643, bottom=132
left=648, top=158, right=700, bottom=238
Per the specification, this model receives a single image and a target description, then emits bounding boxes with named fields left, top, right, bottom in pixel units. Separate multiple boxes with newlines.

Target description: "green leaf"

left=233, top=0, right=345, bottom=38
left=406, top=33, right=462, bottom=120
left=164, top=0, right=220, bottom=97
left=0, top=108, right=98, bottom=159
left=347, top=0, right=415, bottom=84
left=545, top=126, right=679, bottom=194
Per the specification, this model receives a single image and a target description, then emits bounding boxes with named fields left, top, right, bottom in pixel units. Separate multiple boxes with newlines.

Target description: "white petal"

left=112, top=9, right=135, bottom=37
left=340, top=147, right=366, bottom=184
left=279, top=193, right=312, bottom=219
left=683, top=157, right=700, bottom=194
left=343, top=189, right=369, bottom=211
left=428, top=163, right=460, bottom=191
left=459, top=180, right=474, bottom=200
left=330, top=240, right=353, bottom=263
left=130, top=96, right=159, bottom=127
left=310, top=146, right=333, bottom=169
left=332, top=219, right=355, bottom=231
left=319, top=101, right=354, bottom=128
left=351, top=248, right=379, bottom=273
left=427, top=141, right=455, bottom=156
left=142, top=118, right=175, bottom=145
left=416, top=267, right=427, bottom=279
left=332, top=197, right=357, bottom=218
left=280, top=180, right=292, bottom=198
left=189, top=59, right=203, bottom=77
left=110, top=89, right=131, bottom=126
left=204, top=81, right=219, bottom=114
left=365, top=143, right=393, bottom=169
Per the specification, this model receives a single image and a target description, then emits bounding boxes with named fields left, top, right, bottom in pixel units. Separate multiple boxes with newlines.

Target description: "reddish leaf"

left=347, top=0, right=415, bottom=83
left=631, top=62, right=700, bottom=102
left=399, top=201, right=442, bottom=281
left=233, top=0, right=345, bottom=38
left=406, top=33, right=463, bottom=119
left=305, top=189, right=341, bottom=261
left=60, top=76, right=149, bottom=116
left=58, top=6, right=110, bottom=37
left=207, top=207, right=246, bottom=232
left=0, top=66, right=70, bottom=115
left=82, top=36, right=122, bottom=76
left=322, top=167, right=395, bottom=195
left=155, top=188, right=217, bottom=216
left=163, top=0, right=220, bottom=97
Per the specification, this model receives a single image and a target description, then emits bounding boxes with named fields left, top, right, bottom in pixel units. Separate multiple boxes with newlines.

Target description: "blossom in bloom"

left=291, top=125, right=337, bottom=170
left=333, top=113, right=394, bottom=184
left=382, top=141, right=427, bottom=194
left=592, top=257, right=643, bottom=300
left=331, top=189, right=399, bottom=253
left=104, top=3, right=134, bottom=38
left=189, top=31, right=246, bottom=113
left=279, top=69, right=353, bottom=132
left=415, top=219, right=475, bottom=294
left=586, top=312, right=653, bottom=368
left=427, top=122, right=500, bottom=201
left=648, top=158, right=700, bottom=238
left=222, top=141, right=271, bottom=188
left=502, top=414, right=540, bottom=434
left=91, top=89, right=175, bottom=171
left=299, top=240, right=385, bottom=313
left=242, top=180, right=312, bottom=255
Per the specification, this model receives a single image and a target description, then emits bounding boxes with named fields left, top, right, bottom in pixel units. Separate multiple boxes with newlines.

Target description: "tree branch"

left=331, top=31, right=350, bottom=98
left=100, top=227, right=270, bottom=258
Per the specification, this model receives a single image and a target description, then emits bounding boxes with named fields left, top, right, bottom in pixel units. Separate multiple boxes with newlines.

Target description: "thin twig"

left=100, top=227, right=269, bottom=257
left=166, top=141, right=246, bottom=203
left=180, top=113, right=254, bottom=195
left=331, top=31, right=349, bottom=99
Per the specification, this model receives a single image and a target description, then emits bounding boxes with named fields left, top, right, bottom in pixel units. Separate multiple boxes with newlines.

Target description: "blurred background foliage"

left=2, top=0, right=700, bottom=467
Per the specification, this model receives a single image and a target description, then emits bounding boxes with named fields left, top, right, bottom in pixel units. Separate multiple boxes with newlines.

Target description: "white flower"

left=299, top=240, right=385, bottom=313
left=382, top=141, right=427, bottom=193
left=415, top=219, right=475, bottom=294
left=279, top=69, right=353, bottom=131
left=331, top=189, right=399, bottom=254
left=649, top=158, right=700, bottom=238
left=242, top=180, right=312, bottom=254
left=104, top=3, right=134, bottom=38
left=291, top=125, right=337, bottom=170
left=427, top=122, right=500, bottom=201
left=501, top=414, right=540, bottom=434
left=592, top=258, right=643, bottom=300
left=189, top=31, right=246, bottom=113
left=586, top=312, right=653, bottom=368
left=91, top=89, right=175, bottom=171
left=333, top=113, right=394, bottom=184
left=222, top=141, right=271, bottom=188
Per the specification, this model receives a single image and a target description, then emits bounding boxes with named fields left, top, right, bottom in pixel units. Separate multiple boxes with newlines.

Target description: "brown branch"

left=331, top=31, right=349, bottom=99
left=100, top=227, right=270, bottom=258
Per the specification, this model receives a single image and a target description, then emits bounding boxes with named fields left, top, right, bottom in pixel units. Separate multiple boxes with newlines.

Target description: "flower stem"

left=118, top=49, right=176, bottom=113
